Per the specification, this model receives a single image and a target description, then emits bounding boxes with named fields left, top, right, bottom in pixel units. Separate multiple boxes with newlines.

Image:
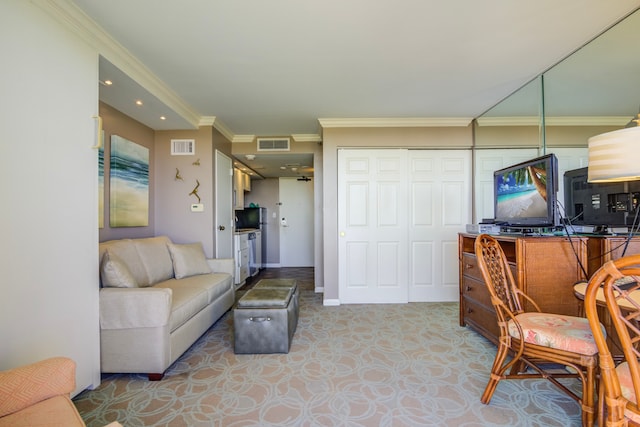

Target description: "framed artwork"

left=109, top=135, right=149, bottom=227
left=98, top=134, right=104, bottom=228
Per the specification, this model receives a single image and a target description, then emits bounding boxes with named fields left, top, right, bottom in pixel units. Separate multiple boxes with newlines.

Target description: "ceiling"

left=67, top=0, right=640, bottom=177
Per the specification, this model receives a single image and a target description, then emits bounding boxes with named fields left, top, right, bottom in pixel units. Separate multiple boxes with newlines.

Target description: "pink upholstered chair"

left=475, top=234, right=601, bottom=427
left=0, top=357, right=121, bottom=427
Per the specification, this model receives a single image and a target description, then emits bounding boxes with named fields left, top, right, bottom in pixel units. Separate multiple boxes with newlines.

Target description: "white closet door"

left=408, top=150, right=472, bottom=302
left=338, top=149, right=409, bottom=304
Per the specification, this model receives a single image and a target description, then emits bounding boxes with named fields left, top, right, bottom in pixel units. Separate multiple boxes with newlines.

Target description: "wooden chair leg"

left=582, top=365, right=596, bottom=427
left=481, top=342, right=510, bottom=404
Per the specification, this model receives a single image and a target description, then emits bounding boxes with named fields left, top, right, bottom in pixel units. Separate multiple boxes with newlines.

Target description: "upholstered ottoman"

left=253, top=279, right=299, bottom=331
left=233, top=285, right=298, bottom=354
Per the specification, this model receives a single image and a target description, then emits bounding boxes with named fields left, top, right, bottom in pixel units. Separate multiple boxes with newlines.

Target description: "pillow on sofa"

left=167, top=242, right=212, bottom=279
left=101, top=250, right=138, bottom=288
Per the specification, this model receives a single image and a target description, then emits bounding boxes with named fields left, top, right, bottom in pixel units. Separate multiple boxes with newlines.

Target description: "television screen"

left=493, top=154, right=558, bottom=227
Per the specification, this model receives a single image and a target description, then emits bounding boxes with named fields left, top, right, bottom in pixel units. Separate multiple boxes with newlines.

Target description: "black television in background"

left=493, top=154, right=559, bottom=228
left=563, top=167, right=640, bottom=228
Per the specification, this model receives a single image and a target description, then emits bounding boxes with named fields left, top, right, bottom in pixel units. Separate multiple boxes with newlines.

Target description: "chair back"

left=474, top=234, right=525, bottom=317
left=585, top=253, right=640, bottom=422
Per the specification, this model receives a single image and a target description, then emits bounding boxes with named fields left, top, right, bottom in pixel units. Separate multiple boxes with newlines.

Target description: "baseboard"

left=323, top=298, right=340, bottom=306
left=265, top=263, right=281, bottom=268
left=314, top=286, right=324, bottom=293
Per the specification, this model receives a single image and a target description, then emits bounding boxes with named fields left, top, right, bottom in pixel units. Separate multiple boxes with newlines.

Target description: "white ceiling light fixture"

left=588, top=109, right=640, bottom=183
left=245, top=154, right=256, bottom=161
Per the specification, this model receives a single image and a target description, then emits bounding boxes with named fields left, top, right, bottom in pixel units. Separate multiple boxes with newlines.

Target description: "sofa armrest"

left=207, top=258, right=234, bottom=277
left=100, top=287, right=172, bottom=330
left=0, top=357, right=75, bottom=418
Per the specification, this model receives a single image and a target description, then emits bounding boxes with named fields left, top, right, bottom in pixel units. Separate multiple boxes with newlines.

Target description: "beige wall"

left=321, top=125, right=472, bottom=302
left=99, top=102, right=156, bottom=242
left=153, top=126, right=232, bottom=258
left=1, top=0, right=100, bottom=394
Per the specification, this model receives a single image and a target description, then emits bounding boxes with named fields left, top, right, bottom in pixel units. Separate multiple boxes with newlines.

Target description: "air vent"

left=257, top=137, right=290, bottom=151
left=171, top=139, right=195, bottom=155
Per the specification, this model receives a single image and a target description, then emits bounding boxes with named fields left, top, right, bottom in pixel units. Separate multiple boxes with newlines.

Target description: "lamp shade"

left=587, top=126, right=640, bottom=182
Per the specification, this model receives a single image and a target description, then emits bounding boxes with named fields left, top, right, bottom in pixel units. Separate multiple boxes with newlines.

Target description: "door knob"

left=218, top=225, right=225, bottom=231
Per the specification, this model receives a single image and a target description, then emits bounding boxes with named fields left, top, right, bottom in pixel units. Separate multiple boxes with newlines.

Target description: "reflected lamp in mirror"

left=587, top=115, right=640, bottom=183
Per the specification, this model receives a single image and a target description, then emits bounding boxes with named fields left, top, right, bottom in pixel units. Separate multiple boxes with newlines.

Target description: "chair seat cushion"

left=616, top=362, right=638, bottom=404
left=508, top=312, right=600, bottom=356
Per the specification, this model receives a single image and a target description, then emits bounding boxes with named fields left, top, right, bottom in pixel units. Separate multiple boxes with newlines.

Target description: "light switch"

left=191, top=203, right=204, bottom=212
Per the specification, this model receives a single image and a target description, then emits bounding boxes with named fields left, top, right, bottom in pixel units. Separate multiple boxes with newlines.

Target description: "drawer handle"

left=466, top=286, right=472, bottom=292
left=465, top=263, right=473, bottom=270
left=467, top=307, right=473, bottom=314
left=249, top=317, right=271, bottom=322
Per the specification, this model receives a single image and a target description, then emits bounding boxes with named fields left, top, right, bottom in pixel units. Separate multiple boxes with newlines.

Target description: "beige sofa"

left=0, top=357, right=121, bottom=427
left=99, top=236, right=235, bottom=380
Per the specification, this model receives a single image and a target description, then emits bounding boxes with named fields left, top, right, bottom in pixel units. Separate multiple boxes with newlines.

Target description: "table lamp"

left=588, top=112, right=640, bottom=183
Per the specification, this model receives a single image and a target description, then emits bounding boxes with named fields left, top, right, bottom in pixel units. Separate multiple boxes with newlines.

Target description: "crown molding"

left=477, top=115, right=630, bottom=126
left=200, top=116, right=236, bottom=143
left=292, top=134, right=323, bottom=142
left=37, top=0, right=201, bottom=129
left=545, top=116, right=630, bottom=126
left=232, top=135, right=256, bottom=143
left=318, top=117, right=472, bottom=128
left=475, top=116, right=540, bottom=126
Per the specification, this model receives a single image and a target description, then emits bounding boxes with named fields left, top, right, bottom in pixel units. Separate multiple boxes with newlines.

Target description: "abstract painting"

left=110, top=135, right=149, bottom=227
left=98, top=136, right=104, bottom=228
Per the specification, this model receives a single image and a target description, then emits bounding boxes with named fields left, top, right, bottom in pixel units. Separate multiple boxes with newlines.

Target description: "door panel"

left=338, top=149, right=408, bottom=304
left=215, top=151, right=233, bottom=258
left=279, top=177, right=314, bottom=267
left=409, top=150, right=471, bottom=302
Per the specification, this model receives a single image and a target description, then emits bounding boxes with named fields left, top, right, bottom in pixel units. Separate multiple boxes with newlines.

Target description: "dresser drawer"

left=461, top=253, right=482, bottom=281
left=461, top=297, right=499, bottom=344
left=461, top=276, right=492, bottom=310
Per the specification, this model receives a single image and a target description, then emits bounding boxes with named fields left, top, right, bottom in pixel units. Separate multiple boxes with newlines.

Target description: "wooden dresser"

left=458, top=233, right=589, bottom=344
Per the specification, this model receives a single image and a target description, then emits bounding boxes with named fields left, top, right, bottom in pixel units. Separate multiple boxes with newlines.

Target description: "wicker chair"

left=584, top=254, right=640, bottom=427
left=474, top=234, right=600, bottom=427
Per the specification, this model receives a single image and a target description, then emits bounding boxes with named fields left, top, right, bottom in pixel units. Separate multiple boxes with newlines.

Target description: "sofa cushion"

left=133, top=236, right=175, bottom=285
left=100, top=250, right=138, bottom=288
left=0, top=396, right=86, bottom=427
left=99, top=239, right=148, bottom=287
left=167, top=242, right=212, bottom=279
left=159, top=284, right=209, bottom=332
left=157, top=273, right=232, bottom=305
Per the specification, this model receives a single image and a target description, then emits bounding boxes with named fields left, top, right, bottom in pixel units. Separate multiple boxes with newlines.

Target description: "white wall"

left=0, top=1, right=101, bottom=393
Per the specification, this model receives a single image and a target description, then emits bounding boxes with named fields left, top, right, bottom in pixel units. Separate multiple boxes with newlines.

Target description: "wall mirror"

left=472, top=8, right=640, bottom=223
left=476, top=7, right=640, bottom=151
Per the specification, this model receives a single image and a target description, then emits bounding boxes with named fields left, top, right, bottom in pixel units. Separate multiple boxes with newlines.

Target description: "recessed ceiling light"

left=160, top=116, right=166, bottom=120
left=135, top=100, right=143, bottom=106
left=104, top=80, right=112, bottom=86
left=280, top=166, right=286, bottom=170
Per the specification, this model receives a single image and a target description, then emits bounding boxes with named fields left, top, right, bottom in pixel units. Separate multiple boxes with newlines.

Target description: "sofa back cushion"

left=100, top=250, right=138, bottom=288
left=99, top=239, right=147, bottom=286
left=99, top=236, right=175, bottom=287
left=133, top=236, right=174, bottom=285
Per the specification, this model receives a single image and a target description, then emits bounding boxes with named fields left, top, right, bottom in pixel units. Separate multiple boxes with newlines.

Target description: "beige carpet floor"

left=74, top=268, right=582, bottom=426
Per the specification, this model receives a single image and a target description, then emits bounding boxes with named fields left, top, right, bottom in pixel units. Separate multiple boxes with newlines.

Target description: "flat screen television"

left=493, top=153, right=559, bottom=228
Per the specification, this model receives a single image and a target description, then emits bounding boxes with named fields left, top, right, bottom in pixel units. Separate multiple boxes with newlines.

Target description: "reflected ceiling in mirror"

left=476, top=77, right=542, bottom=126
left=544, top=8, right=640, bottom=123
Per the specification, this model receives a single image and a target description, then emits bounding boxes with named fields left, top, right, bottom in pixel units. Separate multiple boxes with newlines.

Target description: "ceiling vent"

left=257, top=137, right=290, bottom=151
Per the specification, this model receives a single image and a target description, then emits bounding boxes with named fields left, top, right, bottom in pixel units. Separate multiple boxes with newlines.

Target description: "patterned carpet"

left=74, top=268, right=582, bottom=426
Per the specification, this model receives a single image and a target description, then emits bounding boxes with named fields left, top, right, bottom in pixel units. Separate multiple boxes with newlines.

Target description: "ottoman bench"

left=233, top=279, right=298, bottom=354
